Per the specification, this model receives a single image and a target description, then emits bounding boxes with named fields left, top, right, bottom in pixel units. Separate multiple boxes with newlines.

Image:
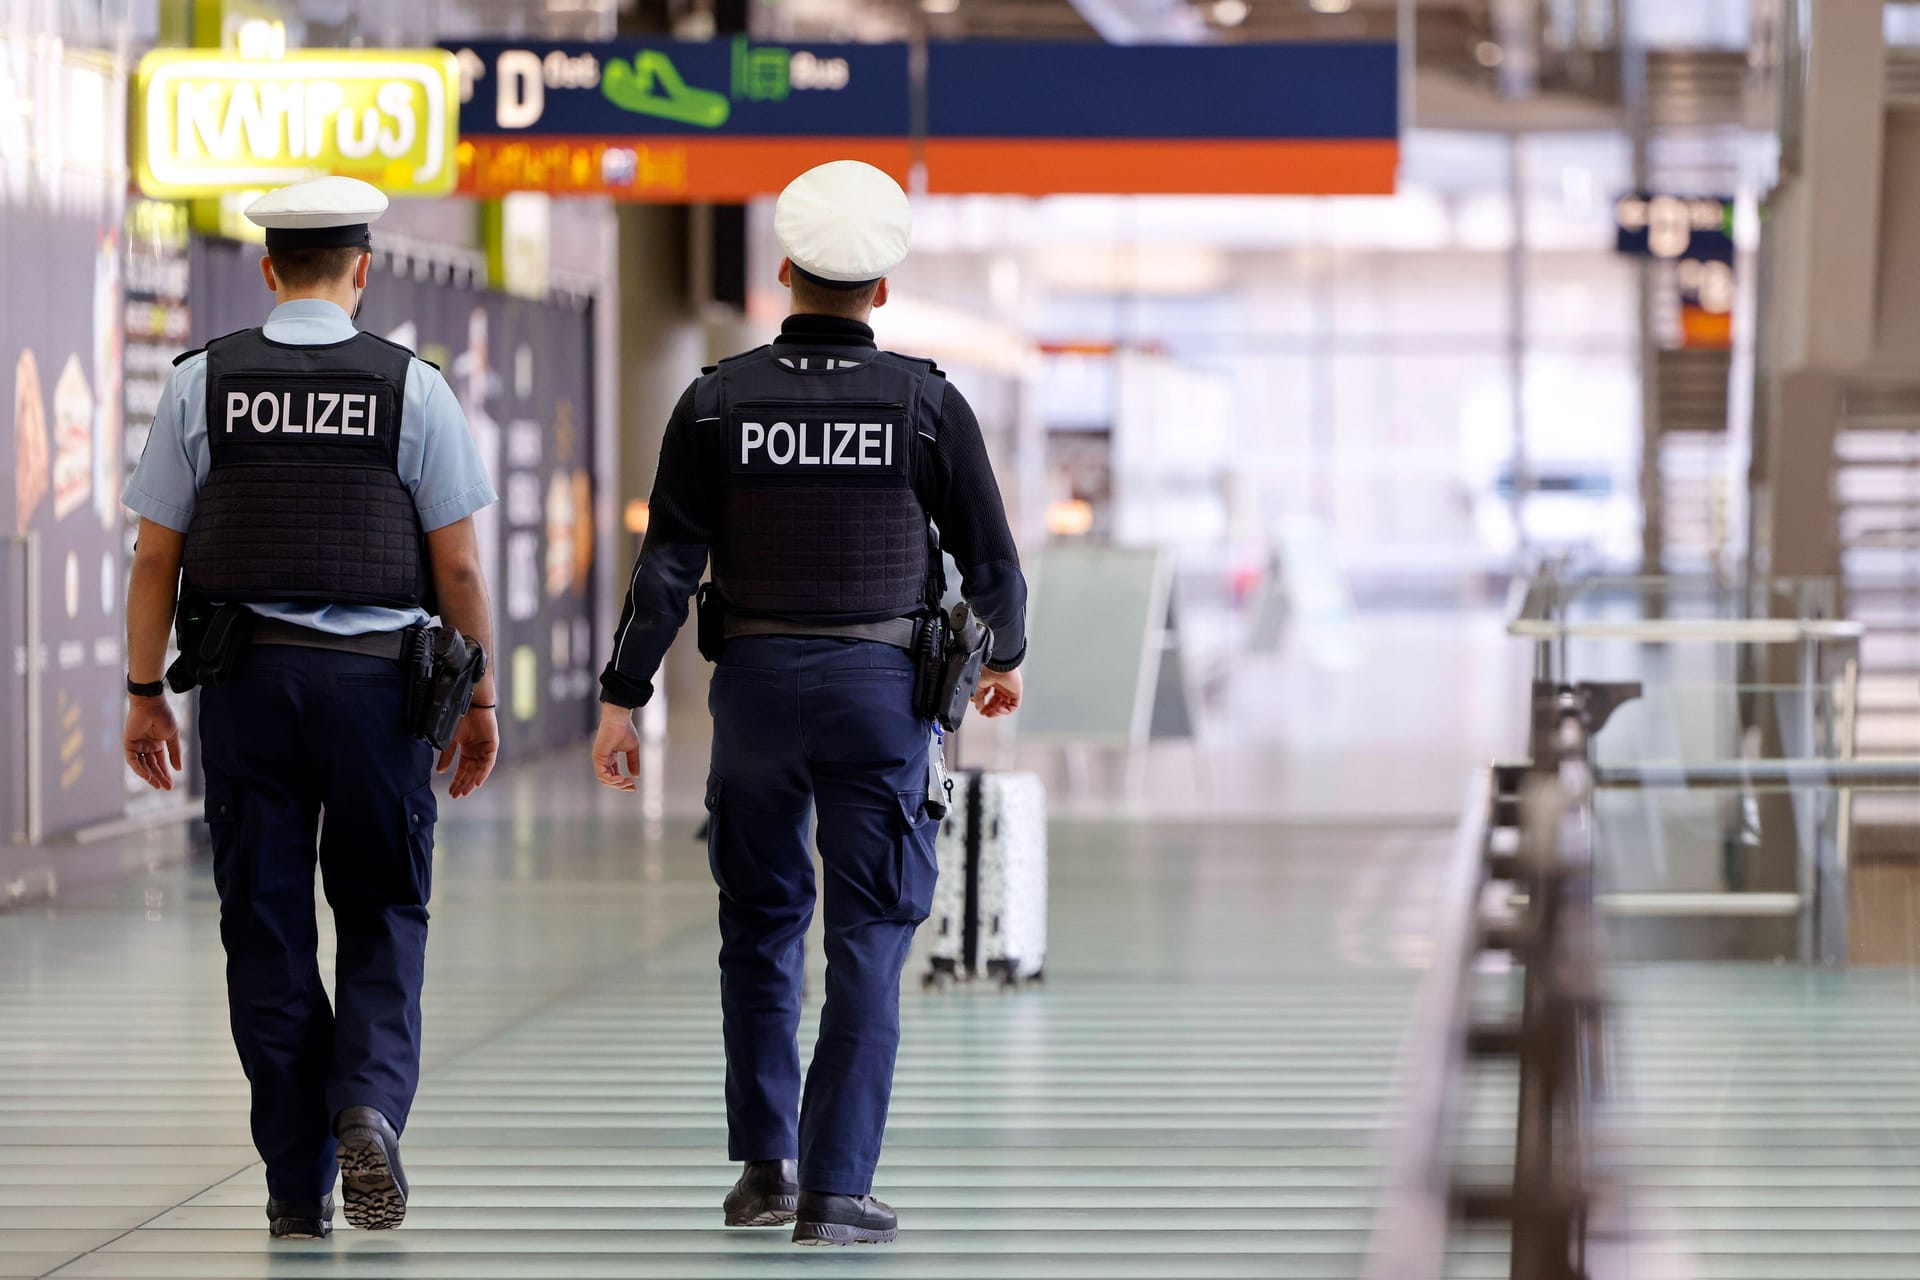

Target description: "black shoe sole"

left=793, top=1220, right=898, bottom=1246
left=724, top=1193, right=799, bottom=1227
left=269, top=1220, right=332, bottom=1241
left=337, top=1129, right=407, bottom=1231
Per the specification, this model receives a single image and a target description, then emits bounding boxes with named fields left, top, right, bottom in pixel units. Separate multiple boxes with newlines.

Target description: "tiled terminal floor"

left=21, top=612, right=1900, bottom=1279
left=0, top=756, right=1460, bottom=1279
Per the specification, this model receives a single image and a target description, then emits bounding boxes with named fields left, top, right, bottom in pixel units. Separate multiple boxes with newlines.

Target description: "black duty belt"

left=723, top=615, right=918, bottom=651
left=251, top=616, right=411, bottom=662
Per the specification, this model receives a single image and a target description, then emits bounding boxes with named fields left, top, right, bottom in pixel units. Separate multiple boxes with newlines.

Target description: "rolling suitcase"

left=924, top=769, right=1047, bottom=989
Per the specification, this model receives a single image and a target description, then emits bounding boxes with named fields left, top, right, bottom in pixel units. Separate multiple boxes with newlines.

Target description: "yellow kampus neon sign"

left=134, top=49, right=460, bottom=197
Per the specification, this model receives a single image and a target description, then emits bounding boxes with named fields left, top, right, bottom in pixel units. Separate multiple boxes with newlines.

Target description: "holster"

left=695, top=583, right=725, bottom=662
left=913, top=603, right=992, bottom=733
left=164, top=600, right=253, bottom=693
left=405, top=625, right=487, bottom=752
left=936, top=604, right=992, bottom=732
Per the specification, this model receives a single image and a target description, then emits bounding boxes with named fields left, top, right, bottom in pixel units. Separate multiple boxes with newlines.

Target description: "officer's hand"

left=124, top=695, right=182, bottom=791
left=974, top=667, right=1023, bottom=718
left=438, top=706, right=498, bottom=799
left=593, top=703, right=642, bottom=792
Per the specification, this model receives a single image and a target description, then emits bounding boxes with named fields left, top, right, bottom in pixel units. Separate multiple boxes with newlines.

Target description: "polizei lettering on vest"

left=224, top=389, right=379, bottom=436
left=739, top=421, right=892, bottom=468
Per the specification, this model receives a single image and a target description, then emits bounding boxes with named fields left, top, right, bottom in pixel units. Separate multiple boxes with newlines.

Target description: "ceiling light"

left=1212, top=0, right=1249, bottom=25
left=1046, top=500, right=1095, bottom=539
left=1475, top=40, right=1505, bottom=67
left=922, top=0, right=960, bottom=13
left=1308, top=0, right=1351, bottom=13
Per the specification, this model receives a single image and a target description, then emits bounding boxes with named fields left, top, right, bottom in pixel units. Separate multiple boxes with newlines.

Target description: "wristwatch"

left=127, top=675, right=166, bottom=698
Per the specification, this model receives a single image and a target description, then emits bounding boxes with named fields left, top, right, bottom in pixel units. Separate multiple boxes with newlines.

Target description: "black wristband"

left=127, top=676, right=166, bottom=698
left=470, top=703, right=496, bottom=710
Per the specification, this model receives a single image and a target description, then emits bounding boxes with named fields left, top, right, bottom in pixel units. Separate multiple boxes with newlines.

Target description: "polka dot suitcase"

left=924, top=770, right=1047, bottom=989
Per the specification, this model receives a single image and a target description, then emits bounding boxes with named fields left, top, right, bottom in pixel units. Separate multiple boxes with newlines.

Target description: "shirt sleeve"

left=600, top=384, right=716, bottom=708
left=408, top=362, right=498, bottom=532
left=922, top=384, right=1029, bottom=670
left=121, top=356, right=204, bottom=533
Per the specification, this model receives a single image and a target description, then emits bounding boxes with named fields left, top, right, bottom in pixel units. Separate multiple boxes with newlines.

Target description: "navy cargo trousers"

left=705, top=636, right=939, bottom=1197
left=198, top=645, right=437, bottom=1203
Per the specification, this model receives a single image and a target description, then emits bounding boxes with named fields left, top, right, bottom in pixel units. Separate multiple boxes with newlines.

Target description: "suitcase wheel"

left=992, top=964, right=1043, bottom=992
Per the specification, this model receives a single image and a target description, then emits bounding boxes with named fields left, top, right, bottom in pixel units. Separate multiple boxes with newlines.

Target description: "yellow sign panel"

left=134, top=49, right=460, bottom=198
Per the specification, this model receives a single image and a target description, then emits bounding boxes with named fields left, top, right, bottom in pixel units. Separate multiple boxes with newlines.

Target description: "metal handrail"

left=1366, top=686, right=1612, bottom=1279
left=1506, top=687, right=1608, bottom=1280
left=1510, top=616, right=1864, bottom=642
left=1509, top=565, right=1851, bottom=640
left=1, top=533, right=41, bottom=846
left=1593, top=758, right=1920, bottom=790
left=1509, top=566, right=1859, bottom=641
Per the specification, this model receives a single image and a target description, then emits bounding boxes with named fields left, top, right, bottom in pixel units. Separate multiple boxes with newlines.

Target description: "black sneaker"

left=334, top=1105, right=410, bottom=1231
left=267, top=1194, right=334, bottom=1240
left=723, top=1159, right=799, bottom=1226
left=792, top=1190, right=898, bottom=1246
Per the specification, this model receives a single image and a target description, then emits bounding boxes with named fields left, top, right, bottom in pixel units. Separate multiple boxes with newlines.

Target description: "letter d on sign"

left=740, top=421, right=765, bottom=465
left=497, top=49, right=545, bottom=129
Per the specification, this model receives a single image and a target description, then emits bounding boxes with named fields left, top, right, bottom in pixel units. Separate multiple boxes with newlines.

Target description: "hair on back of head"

left=267, top=246, right=366, bottom=290
left=790, top=272, right=880, bottom=318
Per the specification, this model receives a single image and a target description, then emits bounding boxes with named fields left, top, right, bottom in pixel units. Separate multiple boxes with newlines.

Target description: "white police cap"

left=244, top=176, right=389, bottom=250
left=775, top=160, right=912, bottom=289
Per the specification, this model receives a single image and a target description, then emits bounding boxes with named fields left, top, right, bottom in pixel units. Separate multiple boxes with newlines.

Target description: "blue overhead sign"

left=1615, top=193, right=1735, bottom=262
left=924, top=41, right=1399, bottom=140
left=447, top=37, right=1402, bottom=199
left=453, top=39, right=911, bottom=138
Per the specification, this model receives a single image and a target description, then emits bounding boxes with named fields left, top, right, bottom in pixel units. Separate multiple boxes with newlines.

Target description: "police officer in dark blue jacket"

left=593, top=160, right=1028, bottom=1246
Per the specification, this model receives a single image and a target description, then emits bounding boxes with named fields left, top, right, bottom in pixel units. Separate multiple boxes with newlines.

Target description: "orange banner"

left=458, top=136, right=1396, bottom=200
left=458, top=137, right=912, bottom=201
left=924, top=139, right=1398, bottom=196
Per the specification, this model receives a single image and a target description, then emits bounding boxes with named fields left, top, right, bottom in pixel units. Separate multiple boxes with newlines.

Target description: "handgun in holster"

left=405, top=625, right=487, bottom=751
left=164, top=600, right=253, bottom=693
left=914, top=603, right=991, bottom=733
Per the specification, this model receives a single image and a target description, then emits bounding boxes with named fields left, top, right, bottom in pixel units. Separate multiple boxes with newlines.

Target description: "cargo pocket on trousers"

left=203, top=781, right=236, bottom=827
left=704, top=776, right=729, bottom=895
left=403, top=781, right=438, bottom=905
left=894, top=789, right=939, bottom=923
left=202, top=781, right=240, bottom=869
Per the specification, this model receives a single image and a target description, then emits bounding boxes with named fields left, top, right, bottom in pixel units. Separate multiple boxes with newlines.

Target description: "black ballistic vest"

left=182, top=328, right=427, bottom=608
left=699, top=344, right=945, bottom=623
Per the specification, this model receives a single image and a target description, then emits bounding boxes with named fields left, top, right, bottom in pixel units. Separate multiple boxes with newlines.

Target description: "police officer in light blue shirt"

left=120, top=176, right=500, bottom=1243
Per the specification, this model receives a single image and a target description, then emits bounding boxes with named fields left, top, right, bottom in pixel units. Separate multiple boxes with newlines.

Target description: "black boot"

left=723, top=1159, right=799, bottom=1226
left=334, top=1105, right=410, bottom=1231
left=266, top=1194, right=334, bottom=1240
left=792, top=1190, right=898, bottom=1246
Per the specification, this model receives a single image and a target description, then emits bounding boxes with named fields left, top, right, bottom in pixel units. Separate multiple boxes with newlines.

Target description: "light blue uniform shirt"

left=124, top=299, right=497, bottom=636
